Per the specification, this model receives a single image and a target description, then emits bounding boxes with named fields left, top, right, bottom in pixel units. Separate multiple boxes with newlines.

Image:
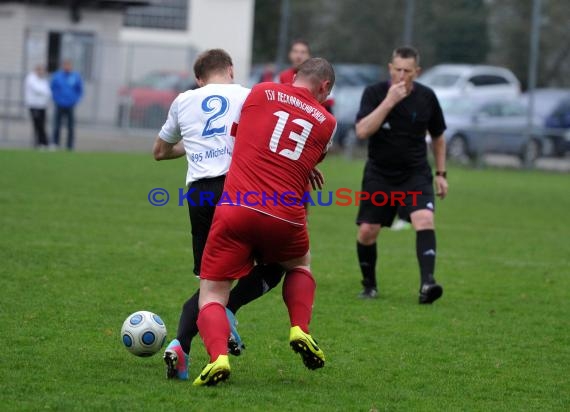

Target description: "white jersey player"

left=151, top=49, right=285, bottom=381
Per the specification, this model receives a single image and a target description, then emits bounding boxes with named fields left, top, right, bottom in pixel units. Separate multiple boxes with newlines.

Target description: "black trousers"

left=29, top=108, right=48, bottom=147
left=52, top=106, right=75, bottom=149
left=186, top=175, right=226, bottom=276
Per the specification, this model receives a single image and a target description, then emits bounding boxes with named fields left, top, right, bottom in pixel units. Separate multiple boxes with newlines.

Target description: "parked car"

left=522, top=88, right=570, bottom=156
left=418, top=64, right=521, bottom=100
left=118, top=71, right=196, bottom=128
left=331, top=64, right=386, bottom=146
left=439, top=96, right=545, bottom=164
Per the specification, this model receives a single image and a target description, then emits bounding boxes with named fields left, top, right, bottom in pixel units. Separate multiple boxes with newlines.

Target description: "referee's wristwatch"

left=435, top=171, right=447, bottom=178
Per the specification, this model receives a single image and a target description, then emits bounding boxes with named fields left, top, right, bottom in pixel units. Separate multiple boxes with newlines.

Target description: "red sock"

left=282, top=268, right=315, bottom=333
left=197, top=302, right=229, bottom=362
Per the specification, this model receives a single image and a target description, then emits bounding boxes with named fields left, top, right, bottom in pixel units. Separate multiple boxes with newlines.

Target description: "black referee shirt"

left=356, top=81, right=446, bottom=182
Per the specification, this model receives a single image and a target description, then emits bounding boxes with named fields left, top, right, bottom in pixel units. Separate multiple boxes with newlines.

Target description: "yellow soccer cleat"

left=192, top=354, right=231, bottom=386
left=289, top=326, right=325, bottom=370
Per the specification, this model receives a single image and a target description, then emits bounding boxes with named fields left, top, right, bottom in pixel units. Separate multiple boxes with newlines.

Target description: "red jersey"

left=221, top=83, right=337, bottom=225
left=279, top=67, right=296, bottom=84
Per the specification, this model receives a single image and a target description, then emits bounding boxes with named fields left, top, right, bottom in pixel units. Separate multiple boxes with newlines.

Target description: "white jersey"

left=159, top=83, right=251, bottom=185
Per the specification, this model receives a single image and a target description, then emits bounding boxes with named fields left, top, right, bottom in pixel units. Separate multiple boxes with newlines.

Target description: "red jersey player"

left=193, top=58, right=337, bottom=386
left=278, top=39, right=311, bottom=84
left=279, top=40, right=334, bottom=113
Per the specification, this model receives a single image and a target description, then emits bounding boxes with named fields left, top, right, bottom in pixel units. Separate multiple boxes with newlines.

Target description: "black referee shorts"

left=186, top=175, right=226, bottom=276
left=356, top=164, right=435, bottom=228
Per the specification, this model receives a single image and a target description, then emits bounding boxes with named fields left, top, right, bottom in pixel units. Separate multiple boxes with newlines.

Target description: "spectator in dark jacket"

left=50, top=60, right=83, bottom=150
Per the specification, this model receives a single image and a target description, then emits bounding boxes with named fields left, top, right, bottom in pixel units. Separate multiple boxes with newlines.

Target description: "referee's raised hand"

left=386, top=80, right=409, bottom=106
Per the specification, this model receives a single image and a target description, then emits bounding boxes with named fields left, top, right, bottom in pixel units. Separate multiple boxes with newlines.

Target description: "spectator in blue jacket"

left=50, top=60, right=83, bottom=150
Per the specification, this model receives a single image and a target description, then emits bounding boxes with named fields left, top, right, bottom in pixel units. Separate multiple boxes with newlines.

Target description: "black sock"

left=175, top=264, right=285, bottom=353
left=416, top=229, right=436, bottom=285
left=176, top=290, right=200, bottom=354
left=357, top=242, right=377, bottom=289
left=226, top=263, right=285, bottom=314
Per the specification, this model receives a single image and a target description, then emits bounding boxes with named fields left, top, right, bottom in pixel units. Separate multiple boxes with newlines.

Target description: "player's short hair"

left=392, top=46, right=420, bottom=65
left=290, top=39, right=310, bottom=53
left=193, top=49, right=233, bottom=80
left=296, top=57, right=335, bottom=90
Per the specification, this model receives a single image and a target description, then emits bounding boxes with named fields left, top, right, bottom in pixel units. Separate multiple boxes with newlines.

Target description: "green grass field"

left=1, top=150, right=569, bottom=411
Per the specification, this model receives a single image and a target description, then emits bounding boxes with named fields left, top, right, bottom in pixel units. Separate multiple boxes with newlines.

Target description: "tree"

left=488, top=0, right=570, bottom=88
left=251, top=0, right=570, bottom=87
left=429, top=0, right=490, bottom=64
left=252, top=0, right=281, bottom=62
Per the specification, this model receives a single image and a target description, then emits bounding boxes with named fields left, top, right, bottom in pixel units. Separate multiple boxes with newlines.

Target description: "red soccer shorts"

left=200, top=204, right=309, bottom=281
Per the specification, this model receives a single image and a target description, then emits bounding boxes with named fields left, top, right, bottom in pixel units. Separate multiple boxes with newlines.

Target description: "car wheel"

left=520, top=138, right=541, bottom=165
left=447, top=134, right=471, bottom=165
left=547, top=136, right=566, bottom=158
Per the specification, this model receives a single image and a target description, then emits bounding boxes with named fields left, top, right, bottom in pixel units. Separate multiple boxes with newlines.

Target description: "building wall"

left=0, top=4, right=123, bottom=73
left=23, top=5, right=124, bottom=123
left=0, top=4, right=130, bottom=123
left=120, top=0, right=255, bottom=85
left=0, top=1, right=255, bottom=124
left=0, top=4, right=27, bottom=74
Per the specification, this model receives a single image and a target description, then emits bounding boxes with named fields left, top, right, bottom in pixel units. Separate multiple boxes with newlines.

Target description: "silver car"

left=439, top=97, right=545, bottom=164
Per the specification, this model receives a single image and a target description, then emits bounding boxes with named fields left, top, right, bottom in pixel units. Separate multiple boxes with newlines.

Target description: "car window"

left=439, top=98, right=475, bottom=115
left=479, top=102, right=502, bottom=116
left=422, top=73, right=461, bottom=88
left=501, top=101, right=526, bottom=116
left=333, top=65, right=383, bottom=87
left=523, top=93, right=567, bottom=118
left=553, top=99, right=570, bottom=116
left=469, top=75, right=510, bottom=87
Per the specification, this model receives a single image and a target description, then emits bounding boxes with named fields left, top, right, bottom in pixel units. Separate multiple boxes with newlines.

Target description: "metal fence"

left=1, top=37, right=568, bottom=169
left=0, top=39, right=198, bottom=142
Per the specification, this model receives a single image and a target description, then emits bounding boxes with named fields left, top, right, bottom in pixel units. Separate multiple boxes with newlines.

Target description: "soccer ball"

left=121, top=311, right=167, bottom=357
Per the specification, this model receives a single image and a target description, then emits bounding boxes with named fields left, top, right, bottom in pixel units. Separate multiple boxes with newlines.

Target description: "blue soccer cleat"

left=163, top=338, right=189, bottom=380
left=226, top=308, right=245, bottom=356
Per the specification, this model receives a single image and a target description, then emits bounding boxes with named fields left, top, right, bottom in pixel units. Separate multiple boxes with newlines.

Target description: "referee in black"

left=355, top=46, right=448, bottom=303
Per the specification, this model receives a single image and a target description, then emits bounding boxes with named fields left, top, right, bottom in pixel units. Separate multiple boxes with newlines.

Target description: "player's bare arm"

left=152, top=136, right=186, bottom=161
left=431, top=134, right=448, bottom=199
left=355, top=81, right=408, bottom=140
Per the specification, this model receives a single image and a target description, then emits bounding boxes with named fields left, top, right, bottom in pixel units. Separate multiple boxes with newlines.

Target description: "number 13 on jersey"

left=269, top=110, right=313, bottom=161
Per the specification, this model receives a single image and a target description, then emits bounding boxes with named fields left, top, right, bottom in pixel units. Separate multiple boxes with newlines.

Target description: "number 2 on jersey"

left=201, top=95, right=229, bottom=137
left=269, top=111, right=313, bottom=160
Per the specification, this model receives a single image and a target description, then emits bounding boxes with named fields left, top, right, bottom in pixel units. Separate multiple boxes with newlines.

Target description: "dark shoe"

left=358, top=287, right=378, bottom=299
left=419, top=283, right=443, bottom=304
left=225, top=308, right=245, bottom=356
left=163, top=339, right=189, bottom=380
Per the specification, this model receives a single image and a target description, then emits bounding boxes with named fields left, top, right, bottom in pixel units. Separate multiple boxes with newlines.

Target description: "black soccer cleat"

left=358, top=287, right=378, bottom=299
left=419, top=283, right=443, bottom=304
